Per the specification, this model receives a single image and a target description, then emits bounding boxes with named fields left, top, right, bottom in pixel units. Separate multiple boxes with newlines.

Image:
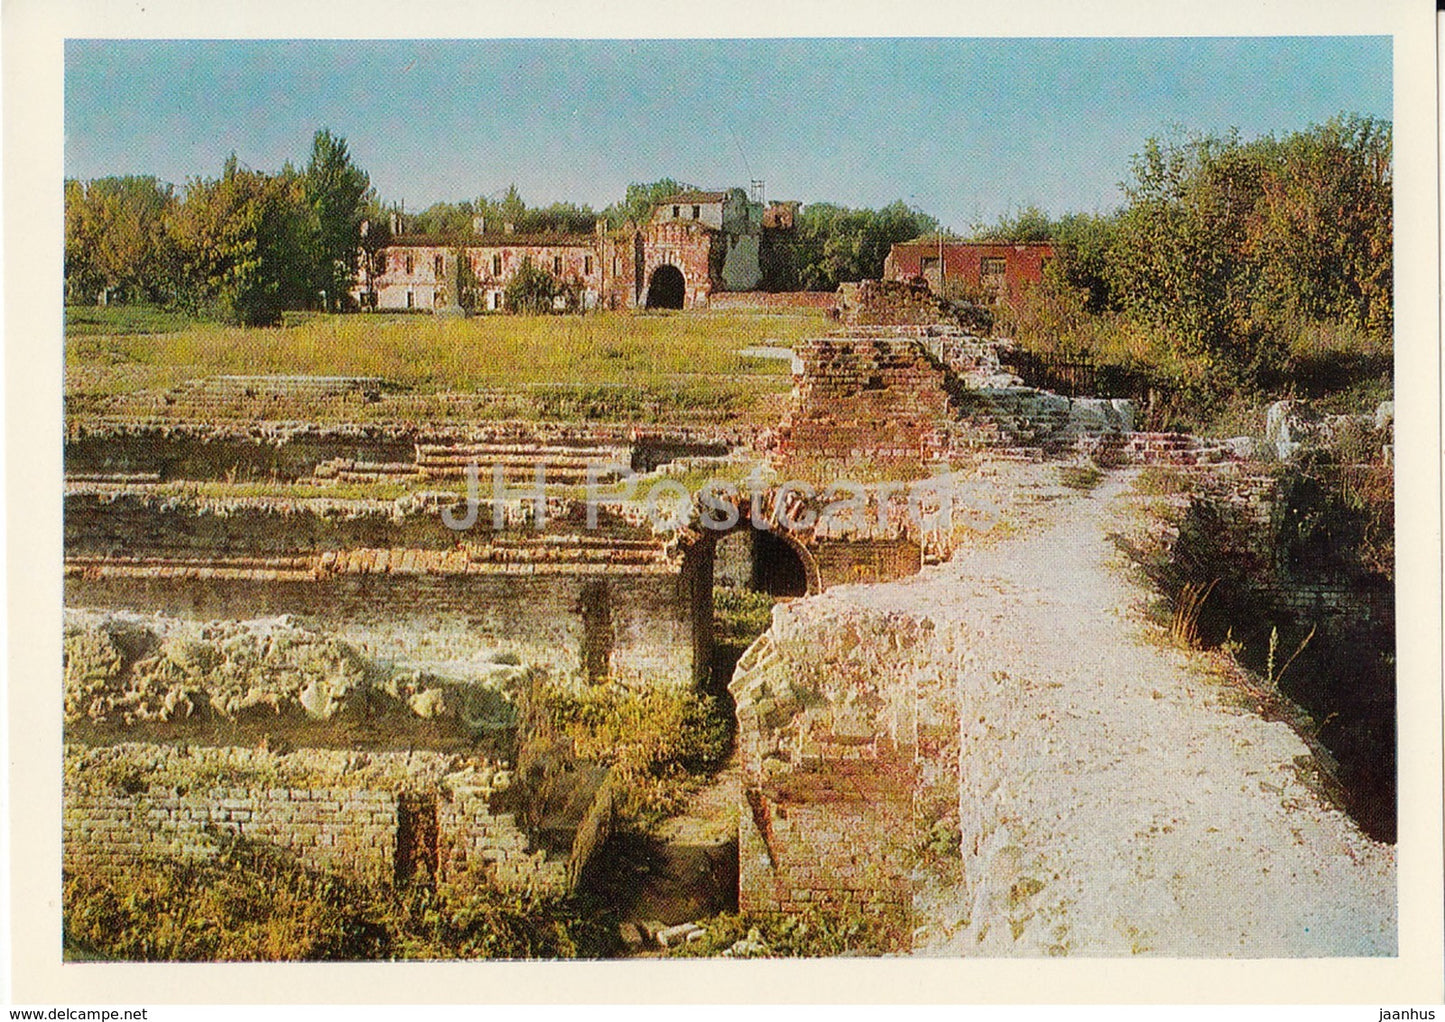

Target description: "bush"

left=666, top=905, right=903, bottom=958
left=531, top=683, right=731, bottom=826
left=713, top=588, right=776, bottom=648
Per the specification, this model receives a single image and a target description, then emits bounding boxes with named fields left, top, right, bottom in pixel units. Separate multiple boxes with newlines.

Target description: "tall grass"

left=65, top=310, right=827, bottom=396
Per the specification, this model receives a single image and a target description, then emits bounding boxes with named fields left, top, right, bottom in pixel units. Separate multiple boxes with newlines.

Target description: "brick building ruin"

left=356, top=188, right=800, bottom=312
left=884, top=240, right=1056, bottom=303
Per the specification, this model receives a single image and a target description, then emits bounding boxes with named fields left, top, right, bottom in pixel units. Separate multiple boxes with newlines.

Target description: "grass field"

left=65, top=307, right=824, bottom=397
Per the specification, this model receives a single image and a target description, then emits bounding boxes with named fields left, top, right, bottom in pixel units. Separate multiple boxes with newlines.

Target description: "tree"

left=604, top=179, right=693, bottom=229
left=503, top=257, right=560, bottom=314
left=972, top=204, right=1055, bottom=243
left=1108, top=129, right=1273, bottom=376
left=304, top=129, right=371, bottom=312
left=64, top=175, right=178, bottom=304
left=791, top=201, right=941, bottom=290
left=1251, top=115, right=1392, bottom=339
left=167, top=155, right=315, bottom=325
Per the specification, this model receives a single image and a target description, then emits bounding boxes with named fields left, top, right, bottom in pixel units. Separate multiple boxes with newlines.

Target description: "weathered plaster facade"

left=356, top=189, right=795, bottom=312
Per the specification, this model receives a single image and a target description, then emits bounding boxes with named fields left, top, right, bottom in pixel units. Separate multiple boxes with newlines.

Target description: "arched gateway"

left=644, top=264, right=686, bottom=309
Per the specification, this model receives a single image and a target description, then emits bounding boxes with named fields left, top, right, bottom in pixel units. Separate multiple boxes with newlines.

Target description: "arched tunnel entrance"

left=715, top=528, right=810, bottom=598
left=645, top=265, right=686, bottom=309
left=706, top=525, right=815, bottom=699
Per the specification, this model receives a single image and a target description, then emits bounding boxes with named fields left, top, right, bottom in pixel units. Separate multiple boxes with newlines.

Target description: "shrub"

left=666, top=905, right=903, bottom=958
left=713, top=588, right=776, bottom=648
left=530, top=683, right=731, bottom=826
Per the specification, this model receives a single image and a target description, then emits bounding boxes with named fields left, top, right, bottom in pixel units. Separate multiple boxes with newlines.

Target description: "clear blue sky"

left=64, top=37, right=1391, bottom=232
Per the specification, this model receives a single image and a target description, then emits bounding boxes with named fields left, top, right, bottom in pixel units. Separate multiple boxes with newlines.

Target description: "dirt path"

left=832, top=463, right=1396, bottom=956
left=603, top=758, right=741, bottom=938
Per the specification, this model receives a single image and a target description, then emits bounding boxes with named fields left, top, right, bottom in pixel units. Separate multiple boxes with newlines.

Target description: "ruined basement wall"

left=66, top=568, right=704, bottom=689
left=63, top=744, right=609, bottom=895
left=811, top=537, right=922, bottom=588
left=730, top=597, right=961, bottom=948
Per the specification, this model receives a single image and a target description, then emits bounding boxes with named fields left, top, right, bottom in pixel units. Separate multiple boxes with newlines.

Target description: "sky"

left=64, top=37, right=1391, bottom=233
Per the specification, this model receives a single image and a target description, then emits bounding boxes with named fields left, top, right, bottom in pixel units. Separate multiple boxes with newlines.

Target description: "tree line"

left=66, top=115, right=1390, bottom=349
left=979, top=115, right=1391, bottom=399
left=65, top=130, right=372, bottom=325
left=65, top=138, right=944, bottom=323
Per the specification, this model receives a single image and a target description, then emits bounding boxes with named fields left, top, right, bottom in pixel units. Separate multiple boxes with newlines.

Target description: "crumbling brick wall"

left=62, top=744, right=603, bottom=895
left=730, top=598, right=961, bottom=950
left=64, top=491, right=709, bottom=689
left=779, top=336, right=955, bottom=466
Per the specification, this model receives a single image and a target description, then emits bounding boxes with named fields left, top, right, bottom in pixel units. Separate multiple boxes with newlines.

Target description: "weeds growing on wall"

left=1127, top=445, right=1396, bottom=842
left=527, top=683, right=731, bottom=829
left=63, top=838, right=615, bottom=961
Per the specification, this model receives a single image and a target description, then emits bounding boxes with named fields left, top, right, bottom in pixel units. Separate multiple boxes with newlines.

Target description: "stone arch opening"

left=711, top=525, right=817, bottom=600
left=645, top=264, right=686, bottom=309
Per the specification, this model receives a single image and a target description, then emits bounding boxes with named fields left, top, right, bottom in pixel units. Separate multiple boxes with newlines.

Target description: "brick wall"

left=67, top=566, right=703, bottom=689
left=730, top=599, right=961, bottom=950
left=62, top=744, right=603, bottom=895
left=780, top=336, right=955, bottom=466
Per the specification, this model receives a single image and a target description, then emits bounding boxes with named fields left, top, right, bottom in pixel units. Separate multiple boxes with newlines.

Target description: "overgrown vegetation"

left=527, top=683, right=731, bottom=829
left=1129, top=429, right=1395, bottom=842
left=713, top=588, right=776, bottom=648
left=990, top=116, right=1392, bottom=432
left=66, top=131, right=373, bottom=324
left=63, top=839, right=613, bottom=961
left=664, top=905, right=902, bottom=958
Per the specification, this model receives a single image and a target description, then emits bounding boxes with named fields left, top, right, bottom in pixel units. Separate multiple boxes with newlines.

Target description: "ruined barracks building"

left=883, top=240, right=1055, bottom=303
left=357, top=188, right=801, bottom=313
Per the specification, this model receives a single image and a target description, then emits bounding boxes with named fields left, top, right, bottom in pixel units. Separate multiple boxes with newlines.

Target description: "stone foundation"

left=730, top=598, right=961, bottom=950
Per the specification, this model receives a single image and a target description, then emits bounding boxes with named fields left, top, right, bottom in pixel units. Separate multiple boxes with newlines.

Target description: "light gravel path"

left=832, top=464, right=1395, bottom=957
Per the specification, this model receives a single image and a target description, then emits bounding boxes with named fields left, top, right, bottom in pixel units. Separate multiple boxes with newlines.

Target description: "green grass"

left=65, top=309, right=825, bottom=397
left=64, top=304, right=208, bottom=337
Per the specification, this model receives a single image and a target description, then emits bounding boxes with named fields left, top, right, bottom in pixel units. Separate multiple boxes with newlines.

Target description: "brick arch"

left=679, top=492, right=823, bottom=597
left=644, top=264, right=686, bottom=310
left=639, top=222, right=714, bottom=308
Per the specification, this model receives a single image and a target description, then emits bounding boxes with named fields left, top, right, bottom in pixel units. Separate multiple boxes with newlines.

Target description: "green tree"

left=604, top=179, right=693, bottom=229
left=972, top=203, right=1055, bottom=243
left=1251, top=115, right=1392, bottom=339
left=304, top=129, right=371, bottom=311
left=792, top=201, right=940, bottom=290
left=1108, top=129, right=1273, bottom=377
left=64, top=175, right=178, bottom=304
left=503, top=257, right=560, bottom=314
left=168, top=155, right=315, bottom=325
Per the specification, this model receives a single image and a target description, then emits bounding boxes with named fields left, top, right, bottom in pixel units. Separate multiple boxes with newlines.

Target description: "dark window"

left=404, top=253, right=414, bottom=274
left=553, top=255, right=563, bottom=274
left=672, top=205, right=680, bottom=218
left=584, top=255, right=592, bottom=275
left=434, top=254, right=444, bottom=278
left=692, top=205, right=700, bottom=219
left=981, top=256, right=1007, bottom=277
left=406, top=291, right=414, bottom=308
left=492, top=254, right=502, bottom=276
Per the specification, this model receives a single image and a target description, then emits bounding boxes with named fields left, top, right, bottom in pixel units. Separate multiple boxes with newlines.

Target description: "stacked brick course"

left=779, top=337, right=955, bottom=464
left=62, top=744, right=604, bottom=895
